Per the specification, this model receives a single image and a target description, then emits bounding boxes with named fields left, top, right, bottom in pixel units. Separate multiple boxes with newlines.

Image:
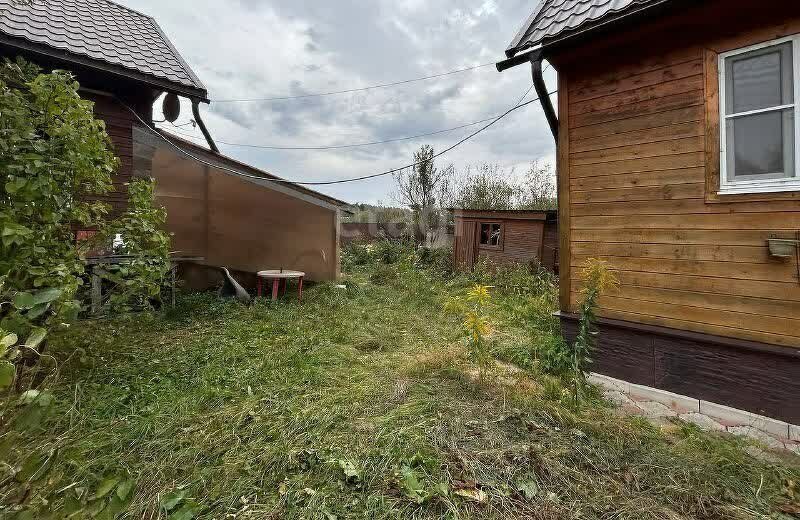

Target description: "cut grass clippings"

left=2, top=246, right=799, bottom=519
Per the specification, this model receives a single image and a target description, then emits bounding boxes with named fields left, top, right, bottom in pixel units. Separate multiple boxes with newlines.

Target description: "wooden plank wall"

left=477, top=219, right=546, bottom=266
left=453, top=216, right=558, bottom=271
left=559, top=2, right=800, bottom=348
left=543, top=220, right=559, bottom=273
left=85, top=93, right=136, bottom=218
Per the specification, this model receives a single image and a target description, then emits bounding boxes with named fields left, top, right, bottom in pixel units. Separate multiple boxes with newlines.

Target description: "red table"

left=257, top=270, right=305, bottom=301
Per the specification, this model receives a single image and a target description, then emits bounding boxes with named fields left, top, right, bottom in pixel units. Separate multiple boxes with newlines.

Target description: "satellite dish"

left=162, top=93, right=181, bottom=123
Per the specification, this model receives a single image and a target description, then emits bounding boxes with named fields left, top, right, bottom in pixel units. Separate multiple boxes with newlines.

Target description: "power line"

left=126, top=87, right=556, bottom=186
left=164, top=77, right=542, bottom=152
left=213, top=62, right=497, bottom=103
left=166, top=112, right=510, bottom=150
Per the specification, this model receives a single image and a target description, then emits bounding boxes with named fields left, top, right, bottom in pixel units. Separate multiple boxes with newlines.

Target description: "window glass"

left=726, top=109, right=794, bottom=178
left=726, top=42, right=793, bottom=114
left=480, top=224, right=490, bottom=244
left=490, top=224, right=501, bottom=245
left=722, top=40, right=796, bottom=185
left=479, top=223, right=501, bottom=246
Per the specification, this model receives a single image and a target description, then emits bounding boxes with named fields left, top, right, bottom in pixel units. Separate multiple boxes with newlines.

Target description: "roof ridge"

left=98, top=0, right=155, bottom=21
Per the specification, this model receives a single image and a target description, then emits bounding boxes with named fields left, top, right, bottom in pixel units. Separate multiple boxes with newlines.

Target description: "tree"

left=393, top=145, right=451, bottom=242
left=0, top=57, right=170, bottom=388
left=440, top=163, right=518, bottom=210
left=440, top=161, right=557, bottom=212
left=517, top=161, right=557, bottom=210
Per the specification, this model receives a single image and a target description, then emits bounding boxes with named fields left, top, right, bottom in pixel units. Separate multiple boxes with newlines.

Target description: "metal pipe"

left=495, top=49, right=538, bottom=72
left=496, top=49, right=559, bottom=141
left=192, top=99, right=219, bottom=153
left=530, top=56, right=559, bottom=142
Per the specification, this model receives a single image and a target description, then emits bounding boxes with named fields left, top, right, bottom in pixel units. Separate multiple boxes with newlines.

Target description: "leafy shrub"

left=466, top=259, right=557, bottom=298
left=445, top=285, right=493, bottom=376
left=0, top=56, right=171, bottom=439
left=341, top=239, right=414, bottom=273
left=0, top=58, right=118, bottom=372
left=568, top=259, right=618, bottom=403
left=341, top=241, right=375, bottom=271
left=537, top=334, right=572, bottom=377
left=95, top=178, right=171, bottom=312
left=374, top=239, right=410, bottom=265
left=415, top=245, right=453, bottom=277
left=369, top=264, right=398, bottom=285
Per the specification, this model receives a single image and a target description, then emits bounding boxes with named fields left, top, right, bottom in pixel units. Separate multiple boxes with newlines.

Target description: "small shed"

left=134, top=129, right=350, bottom=288
left=452, top=209, right=558, bottom=272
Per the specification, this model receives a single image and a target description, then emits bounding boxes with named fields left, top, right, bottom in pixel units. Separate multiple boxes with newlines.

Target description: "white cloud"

left=117, top=0, right=555, bottom=204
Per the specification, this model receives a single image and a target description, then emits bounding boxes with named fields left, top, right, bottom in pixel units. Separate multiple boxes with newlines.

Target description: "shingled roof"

left=0, top=0, right=208, bottom=100
left=506, top=0, right=673, bottom=57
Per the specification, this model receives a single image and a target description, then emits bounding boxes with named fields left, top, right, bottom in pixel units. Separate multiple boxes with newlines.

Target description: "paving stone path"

left=597, top=379, right=800, bottom=455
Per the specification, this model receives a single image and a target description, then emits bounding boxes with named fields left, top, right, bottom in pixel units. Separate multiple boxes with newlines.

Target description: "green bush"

left=369, top=264, right=398, bottom=285
left=374, top=239, right=409, bottom=265
left=466, top=259, right=557, bottom=298
left=341, top=239, right=413, bottom=272
left=415, top=246, right=453, bottom=277
left=341, top=241, right=375, bottom=271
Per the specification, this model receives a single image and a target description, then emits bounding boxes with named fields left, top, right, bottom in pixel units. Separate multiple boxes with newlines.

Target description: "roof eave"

left=506, top=0, right=674, bottom=58
left=0, top=35, right=210, bottom=102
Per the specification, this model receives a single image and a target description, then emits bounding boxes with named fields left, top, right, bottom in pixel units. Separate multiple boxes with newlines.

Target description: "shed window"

left=719, top=35, right=800, bottom=194
left=479, top=222, right=502, bottom=247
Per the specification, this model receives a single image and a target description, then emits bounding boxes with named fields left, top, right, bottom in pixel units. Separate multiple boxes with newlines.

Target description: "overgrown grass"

left=2, top=243, right=799, bottom=519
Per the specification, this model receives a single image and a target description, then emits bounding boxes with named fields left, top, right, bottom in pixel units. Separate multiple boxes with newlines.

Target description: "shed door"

left=455, top=220, right=478, bottom=270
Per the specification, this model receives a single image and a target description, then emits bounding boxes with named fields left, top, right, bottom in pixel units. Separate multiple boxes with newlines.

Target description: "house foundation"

left=559, top=313, right=800, bottom=425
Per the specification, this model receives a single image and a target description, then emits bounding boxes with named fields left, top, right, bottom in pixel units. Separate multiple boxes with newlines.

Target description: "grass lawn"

left=3, top=244, right=800, bottom=519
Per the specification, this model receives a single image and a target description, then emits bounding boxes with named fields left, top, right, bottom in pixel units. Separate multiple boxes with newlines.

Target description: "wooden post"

left=91, top=267, right=102, bottom=316
left=556, top=72, right=572, bottom=313
left=171, top=264, right=177, bottom=308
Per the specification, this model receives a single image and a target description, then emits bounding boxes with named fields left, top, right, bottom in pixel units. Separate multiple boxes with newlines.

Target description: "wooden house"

left=452, top=209, right=558, bottom=272
left=0, top=0, right=348, bottom=283
left=500, top=0, right=800, bottom=424
left=0, top=0, right=211, bottom=218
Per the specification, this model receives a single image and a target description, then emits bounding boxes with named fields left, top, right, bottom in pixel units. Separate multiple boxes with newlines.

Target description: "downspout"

left=192, top=99, right=219, bottom=153
left=496, top=49, right=558, bottom=142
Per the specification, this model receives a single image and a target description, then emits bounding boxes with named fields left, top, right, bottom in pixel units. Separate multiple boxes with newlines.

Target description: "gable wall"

left=553, top=0, right=800, bottom=348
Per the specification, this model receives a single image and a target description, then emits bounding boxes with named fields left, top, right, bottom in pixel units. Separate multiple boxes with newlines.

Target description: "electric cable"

left=123, top=86, right=556, bottom=186
left=160, top=79, right=541, bottom=151
left=214, top=62, right=497, bottom=103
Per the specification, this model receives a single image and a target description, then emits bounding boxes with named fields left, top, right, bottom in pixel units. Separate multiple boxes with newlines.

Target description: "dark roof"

left=451, top=208, right=557, bottom=221
left=155, top=130, right=352, bottom=210
left=0, top=0, right=208, bottom=100
left=506, top=0, right=672, bottom=57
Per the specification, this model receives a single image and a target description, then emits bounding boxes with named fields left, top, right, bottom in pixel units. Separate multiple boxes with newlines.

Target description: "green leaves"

left=12, top=291, right=35, bottom=310
left=0, top=360, right=15, bottom=389
left=14, top=288, right=62, bottom=310
left=515, top=478, right=539, bottom=500
left=160, top=489, right=188, bottom=512
left=160, top=489, right=202, bottom=520
left=14, top=390, right=54, bottom=429
left=1, top=331, right=17, bottom=349
left=25, top=327, right=47, bottom=349
left=0, top=56, right=116, bottom=332
left=337, top=459, right=362, bottom=486
left=1, top=222, right=32, bottom=247
left=92, top=476, right=122, bottom=500
left=398, top=465, right=426, bottom=503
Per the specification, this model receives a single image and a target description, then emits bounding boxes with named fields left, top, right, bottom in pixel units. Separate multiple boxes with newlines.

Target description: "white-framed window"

left=719, top=34, right=800, bottom=194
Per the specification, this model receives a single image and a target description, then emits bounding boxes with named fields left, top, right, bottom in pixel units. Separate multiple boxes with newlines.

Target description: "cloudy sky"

left=117, top=0, right=558, bottom=204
